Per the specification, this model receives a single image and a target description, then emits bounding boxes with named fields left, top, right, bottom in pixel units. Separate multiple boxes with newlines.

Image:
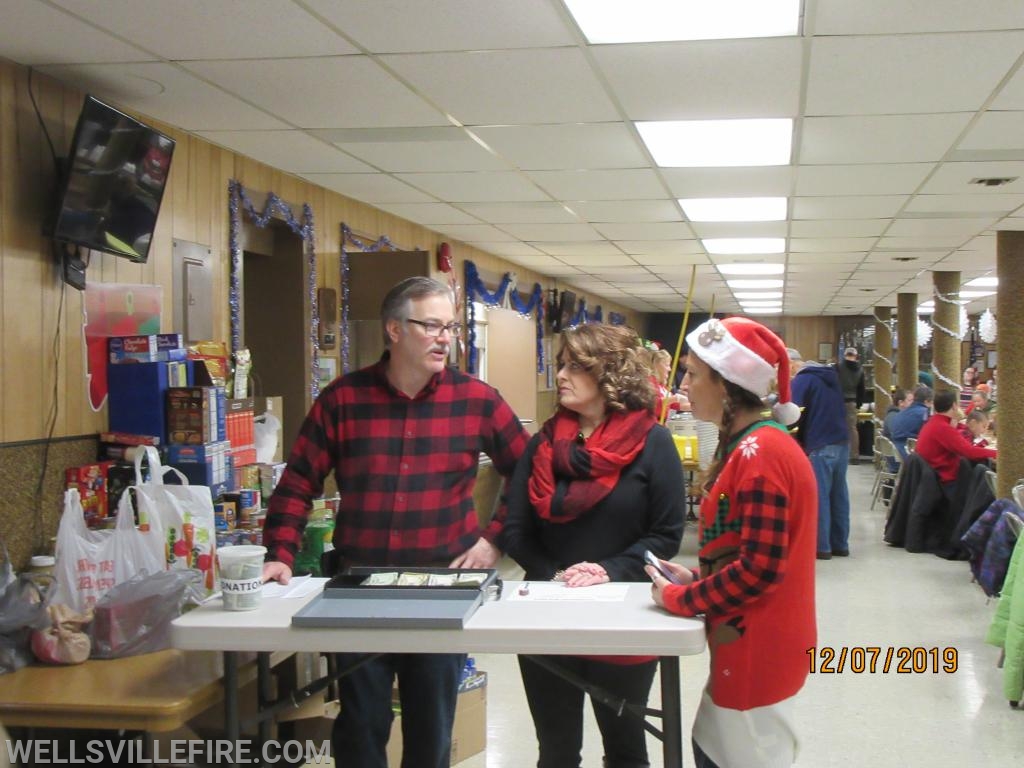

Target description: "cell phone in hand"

left=644, top=550, right=682, bottom=585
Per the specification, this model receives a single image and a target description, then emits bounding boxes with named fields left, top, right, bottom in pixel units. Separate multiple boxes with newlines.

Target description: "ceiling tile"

left=297, top=173, right=435, bottom=203
left=800, top=114, right=972, bottom=164
left=617, top=241, right=705, bottom=256
left=875, top=235, right=967, bottom=250
left=789, top=219, right=888, bottom=238
left=904, top=194, right=1024, bottom=214
left=662, top=166, right=795, bottom=197
left=37, top=62, right=290, bottom=130
left=814, top=0, right=1024, bottom=34
left=53, top=0, right=357, bottom=59
left=595, top=37, right=802, bottom=120
left=593, top=223, right=695, bottom=241
left=472, top=124, right=649, bottom=171
left=330, top=136, right=509, bottom=173
left=549, top=249, right=631, bottom=264
left=919, top=161, right=1024, bottom=194
left=959, top=111, right=1024, bottom=151
left=457, top=202, right=580, bottom=224
left=634, top=253, right=709, bottom=266
left=381, top=48, right=619, bottom=125
left=689, top=222, right=788, bottom=239
left=394, top=172, right=550, bottom=202
left=792, top=196, right=909, bottom=219
left=0, top=2, right=153, bottom=64
left=183, top=56, right=447, bottom=128
left=195, top=130, right=374, bottom=173
left=569, top=200, right=681, bottom=223
left=528, top=169, right=666, bottom=200
left=307, top=0, right=576, bottom=53
left=498, top=223, right=603, bottom=241
left=887, top=217, right=998, bottom=238
left=468, top=242, right=547, bottom=259
left=436, top=224, right=517, bottom=242
left=806, top=33, right=1024, bottom=115
left=789, top=238, right=876, bottom=252
left=373, top=203, right=482, bottom=225
left=795, top=164, right=934, bottom=195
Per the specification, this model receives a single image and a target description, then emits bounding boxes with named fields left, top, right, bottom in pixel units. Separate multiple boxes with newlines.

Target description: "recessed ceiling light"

left=964, top=276, right=998, bottom=287
left=563, top=0, right=801, bottom=44
left=744, top=307, right=782, bottom=315
left=718, top=263, right=785, bottom=275
left=680, top=197, right=787, bottom=222
left=734, top=291, right=783, bottom=299
left=703, top=237, right=786, bottom=255
left=637, top=119, right=793, bottom=167
left=727, top=278, right=785, bottom=289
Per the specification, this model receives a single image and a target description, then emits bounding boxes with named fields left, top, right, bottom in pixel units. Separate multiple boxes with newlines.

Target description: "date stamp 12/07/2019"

left=806, top=646, right=958, bottom=674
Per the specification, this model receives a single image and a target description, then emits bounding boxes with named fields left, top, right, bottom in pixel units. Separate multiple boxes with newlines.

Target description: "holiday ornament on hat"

left=685, top=316, right=802, bottom=425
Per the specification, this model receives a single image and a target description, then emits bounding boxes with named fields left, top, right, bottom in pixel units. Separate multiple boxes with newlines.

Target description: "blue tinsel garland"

left=228, top=180, right=319, bottom=399
left=464, top=260, right=545, bottom=375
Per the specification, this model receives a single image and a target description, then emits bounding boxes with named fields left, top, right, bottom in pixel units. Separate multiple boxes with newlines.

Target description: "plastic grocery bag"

left=51, top=488, right=166, bottom=613
left=90, top=569, right=204, bottom=659
left=255, top=411, right=281, bottom=464
left=131, top=447, right=218, bottom=596
left=0, top=543, right=50, bottom=674
left=30, top=603, right=92, bottom=665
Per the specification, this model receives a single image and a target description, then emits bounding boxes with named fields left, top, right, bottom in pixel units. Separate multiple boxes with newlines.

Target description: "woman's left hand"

left=561, top=561, right=609, bottom=587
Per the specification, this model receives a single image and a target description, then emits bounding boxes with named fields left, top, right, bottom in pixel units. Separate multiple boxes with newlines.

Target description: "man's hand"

left=449, top=538, right=500, bottom=569
left=561, top=561, right=609, bottom=587
left=262, top=561, right=293, bottom=584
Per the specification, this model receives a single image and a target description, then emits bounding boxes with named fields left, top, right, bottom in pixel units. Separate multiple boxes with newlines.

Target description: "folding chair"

left=871, top=435, right=903, bottom=511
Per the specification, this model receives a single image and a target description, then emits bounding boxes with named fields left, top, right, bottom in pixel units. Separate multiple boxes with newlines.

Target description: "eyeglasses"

left=406, top=319, right=463, bottom=338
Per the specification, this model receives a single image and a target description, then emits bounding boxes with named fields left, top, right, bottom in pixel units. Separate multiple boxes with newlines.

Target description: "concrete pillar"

left=896, top=293, right=919, bottom=392
left=996, top=231, right=1024, bottom=499
left=873, top=306, right=894, bottom=426
left=931, top=271, right=961, bottom=397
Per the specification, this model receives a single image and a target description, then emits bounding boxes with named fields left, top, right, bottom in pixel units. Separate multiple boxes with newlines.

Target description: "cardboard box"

left=108, top=333, right=184, bottom=364
left=108, top=361, right=194, bottom=442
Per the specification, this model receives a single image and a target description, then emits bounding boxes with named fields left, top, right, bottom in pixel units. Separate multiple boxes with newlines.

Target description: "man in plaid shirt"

left=263, top=276, right=528, bottom=768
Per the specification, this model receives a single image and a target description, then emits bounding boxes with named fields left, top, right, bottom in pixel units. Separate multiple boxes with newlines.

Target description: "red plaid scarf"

left=528, top=407, right=655, bottom=523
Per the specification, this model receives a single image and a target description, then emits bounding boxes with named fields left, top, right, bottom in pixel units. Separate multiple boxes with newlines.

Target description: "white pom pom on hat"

left=685, top=316, right=801, bottom=426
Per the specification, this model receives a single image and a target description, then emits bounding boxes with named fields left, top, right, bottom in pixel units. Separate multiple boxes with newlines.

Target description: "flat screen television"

left=50, top=95, right=175, bottom=264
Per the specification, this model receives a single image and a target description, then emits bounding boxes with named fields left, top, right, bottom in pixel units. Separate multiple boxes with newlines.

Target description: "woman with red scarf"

left=501, top=324, right=685, bottom=768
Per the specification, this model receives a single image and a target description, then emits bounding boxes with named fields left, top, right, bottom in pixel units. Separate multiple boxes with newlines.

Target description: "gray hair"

left=379, top=276, right=455, bottom=346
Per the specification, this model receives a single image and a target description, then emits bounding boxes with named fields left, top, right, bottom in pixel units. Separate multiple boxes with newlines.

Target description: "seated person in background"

left=916, top=390, right=997, bottom=495
left=502, top=323, right=684, bottom=768
left=882, top=388, right=913, bottom=439
left=888, top=385, right=933, bottom=458
left=960, top=367, right=977, bottom=409
left=966, top=387, right=996, bottom=417
left=958, top=409, right=992, bottom=448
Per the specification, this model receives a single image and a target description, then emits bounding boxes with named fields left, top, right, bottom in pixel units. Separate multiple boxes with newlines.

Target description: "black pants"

left=332, top=652, right=466, bottom=768
left=519, top=654, right=659, bottom=768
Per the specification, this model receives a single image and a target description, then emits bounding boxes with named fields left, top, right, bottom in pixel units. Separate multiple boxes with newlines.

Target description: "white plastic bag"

left=132, top=447, right=219, bottom=596
left=255, top=412, right=281, bottom=464
left=51, top=488, right=166, bottom=613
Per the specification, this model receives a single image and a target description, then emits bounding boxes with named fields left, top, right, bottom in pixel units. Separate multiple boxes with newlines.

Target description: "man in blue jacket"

left=790, top=349, right=851, bottom=560
left=888, top=385, right=933, bottom=458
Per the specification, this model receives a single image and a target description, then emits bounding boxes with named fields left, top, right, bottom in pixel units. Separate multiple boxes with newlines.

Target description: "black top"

left=500, top=424, right=685, bottom=582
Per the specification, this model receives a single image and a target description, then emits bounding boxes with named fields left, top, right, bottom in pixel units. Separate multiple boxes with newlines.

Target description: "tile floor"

left=454, top=463, right=1023, bottom=768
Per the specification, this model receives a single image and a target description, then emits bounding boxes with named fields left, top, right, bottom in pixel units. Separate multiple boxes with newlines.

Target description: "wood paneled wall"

left=0, top=60, right=643, bottom=566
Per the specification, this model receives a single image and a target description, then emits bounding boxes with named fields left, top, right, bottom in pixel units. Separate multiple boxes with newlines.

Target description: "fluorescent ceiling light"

left=717, top=263, right=786, bottom=275
left=958, top=290, right=996, bottom=298
left=964, top=277, right=998, bottom=287
left=727, top=279, right=785, bottom=289
left=637, top=119, right=793, bottom=167
left=681, top=197, right=787, bottom=222
left=740, top=300, right=784, bottom=308
left=734, top=291, right=783, bottom=299
left=744, top=307, right=782, bottom=315
left=918, top=303, right=935, bottom=312
left=703, top=237, right=786, bottom=255
left=564, top=0, right=801, bottom=44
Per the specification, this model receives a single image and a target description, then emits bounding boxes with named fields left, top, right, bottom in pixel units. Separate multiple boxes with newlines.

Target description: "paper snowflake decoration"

left=917, top=317, right=932, bottom=348
left=979, top=309, right=997, bottom=344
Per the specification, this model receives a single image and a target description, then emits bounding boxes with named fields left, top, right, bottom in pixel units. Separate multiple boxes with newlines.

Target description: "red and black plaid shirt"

left=263, top=356, right=529, bottom=568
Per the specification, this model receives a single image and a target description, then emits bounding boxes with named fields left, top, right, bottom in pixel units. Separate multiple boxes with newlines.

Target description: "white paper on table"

left=262, top=574, right=323, bottom=599
left=506, top=582, right=630, bottom=602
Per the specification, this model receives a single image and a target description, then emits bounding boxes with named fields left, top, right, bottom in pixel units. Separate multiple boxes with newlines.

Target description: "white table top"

left=172, top=580, right=706, bottom=657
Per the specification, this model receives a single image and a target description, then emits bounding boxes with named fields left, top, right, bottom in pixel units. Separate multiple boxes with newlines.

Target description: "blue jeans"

left=808, top=441, right=851, bottom=554
left=332, top=652, right=466, bottom=768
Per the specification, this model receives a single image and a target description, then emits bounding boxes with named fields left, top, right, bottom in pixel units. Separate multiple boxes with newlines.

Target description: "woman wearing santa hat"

left=645, top=316, right=817, bottom=768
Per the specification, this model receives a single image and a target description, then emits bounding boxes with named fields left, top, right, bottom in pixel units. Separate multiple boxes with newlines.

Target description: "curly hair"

left=558, top=325, right=655, bottom=413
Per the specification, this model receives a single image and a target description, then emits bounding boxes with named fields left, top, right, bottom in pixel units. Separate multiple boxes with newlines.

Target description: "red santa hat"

left=685, top=316, right=801, bottom=425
